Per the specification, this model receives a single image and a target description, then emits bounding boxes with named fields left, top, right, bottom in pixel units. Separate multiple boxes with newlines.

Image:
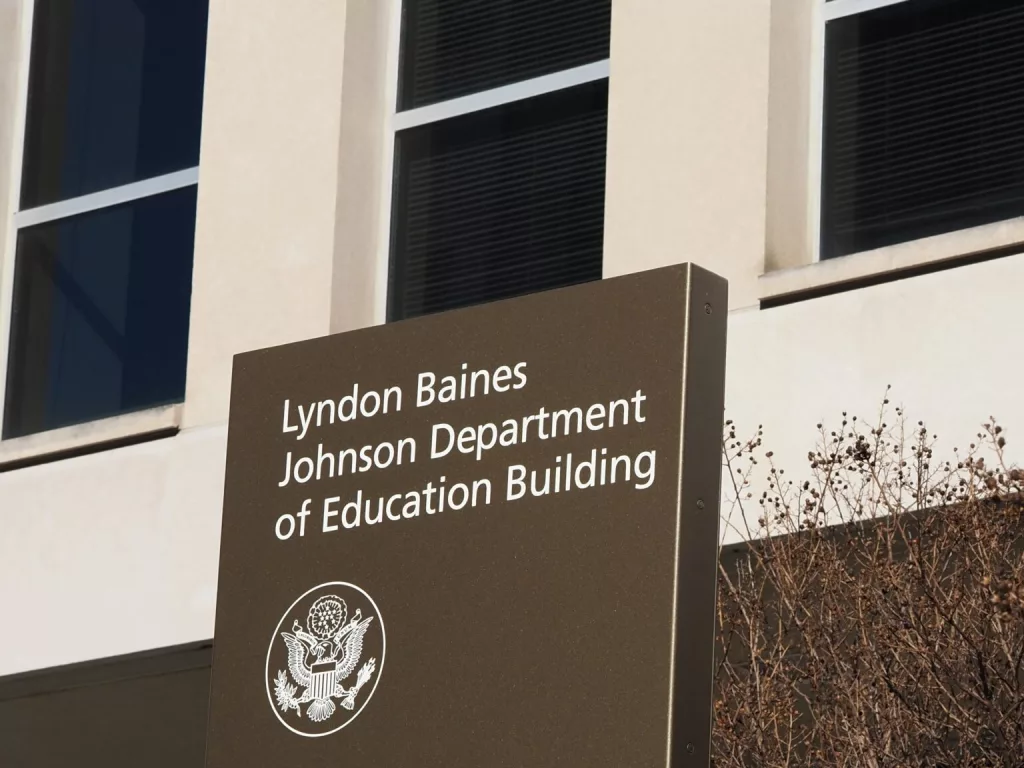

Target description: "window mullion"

left=394, top=60, right=610, bottom=131
left=14, top=167, right=200, bottom=230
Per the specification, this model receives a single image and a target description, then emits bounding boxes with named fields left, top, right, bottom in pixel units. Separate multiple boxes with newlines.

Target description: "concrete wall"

left=720, top=252, right=1024, bottom=544
left=0, top=427, right=226, bottom=674
left=764, top=0, right=816, bottom=271
left=185, top=0, right=357, bottom=428
left=0, top=0, right=393, bottom=675
left=1, top=0, right=1023, bottom=677
left=603, top=0, right=772, bottom=310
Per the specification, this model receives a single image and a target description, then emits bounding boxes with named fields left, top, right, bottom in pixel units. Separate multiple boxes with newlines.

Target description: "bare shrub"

left=714, top=392, right=1024, bottom=767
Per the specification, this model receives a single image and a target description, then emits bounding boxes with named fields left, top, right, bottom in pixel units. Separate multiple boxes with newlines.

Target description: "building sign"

left=206, top=264, right=728, bottom=767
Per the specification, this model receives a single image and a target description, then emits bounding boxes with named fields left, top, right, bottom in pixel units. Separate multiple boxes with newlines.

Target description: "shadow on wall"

left=0, top=643, right=212, bottom=768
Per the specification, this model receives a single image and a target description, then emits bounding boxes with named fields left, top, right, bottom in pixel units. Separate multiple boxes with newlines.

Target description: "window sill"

left=760, top=217, right=1024, bottom=305
left=0, top=404, right=182, bottom=470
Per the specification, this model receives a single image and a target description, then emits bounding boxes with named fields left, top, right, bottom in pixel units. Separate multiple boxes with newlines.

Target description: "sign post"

left=206, top=263, right=728, bottom=767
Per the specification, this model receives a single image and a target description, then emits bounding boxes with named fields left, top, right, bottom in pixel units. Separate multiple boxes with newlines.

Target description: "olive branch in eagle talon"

left=272, top=595, right=377, bottom=722
left=274, top=670, right=300, bottom=714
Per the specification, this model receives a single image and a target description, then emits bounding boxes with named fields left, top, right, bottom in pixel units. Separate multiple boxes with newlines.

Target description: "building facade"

left=1, top=0, right=1023, bottom=762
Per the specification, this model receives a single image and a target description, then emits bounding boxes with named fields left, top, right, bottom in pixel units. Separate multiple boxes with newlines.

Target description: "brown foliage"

left=714, top=394, right=1024, bottom=767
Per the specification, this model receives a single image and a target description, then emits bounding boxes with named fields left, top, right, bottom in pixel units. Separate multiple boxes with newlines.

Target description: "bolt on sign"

left=206, top=264, right=728, bottom=767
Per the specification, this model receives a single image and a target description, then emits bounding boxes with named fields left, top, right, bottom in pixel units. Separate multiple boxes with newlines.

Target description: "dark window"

left=821, top=0, right=1024, bottom=259
left=398, top=0, right=612, bottom=110
left=20, top=0, right=209, bottom=209
left=390, top=0, right=611, bottom=322
left=389, top=80, right=607, bottom=321
left=6, top=0, right=208, bottom=439
left=3, top=187, right=197, bottom=439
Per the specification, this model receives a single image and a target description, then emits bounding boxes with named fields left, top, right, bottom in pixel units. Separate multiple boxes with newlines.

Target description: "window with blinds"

left=398, top=0, right=612, bottom=110
left=820, top=0, right=1024, bottom=260
left=388, top=0, right=611, bottom=321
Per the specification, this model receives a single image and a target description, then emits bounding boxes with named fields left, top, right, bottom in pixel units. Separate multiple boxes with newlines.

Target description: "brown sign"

left=206, top=264, right=728, bottom=767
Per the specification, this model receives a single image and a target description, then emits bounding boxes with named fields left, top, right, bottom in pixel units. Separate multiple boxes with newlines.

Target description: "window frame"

left=373, top=0, right=611, bottom=324
left=757, top=0, right=1024, bottom=303
left=0, top=0, right=201, bottom=460
left=809, top=0, right=1024, bottom=265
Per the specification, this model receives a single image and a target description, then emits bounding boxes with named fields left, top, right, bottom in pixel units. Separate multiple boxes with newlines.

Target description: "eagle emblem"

left=266, top=582, right=385, bottom=736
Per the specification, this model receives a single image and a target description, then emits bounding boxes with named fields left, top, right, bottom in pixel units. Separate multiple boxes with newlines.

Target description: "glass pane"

left=389, top=80, right=607, bottom=320
left=399, top=0, right=611, bottom=110
left=3, top=186, right=197, bottom=438
left=821, top=0, right=1024, bottom=258
left=20, top=0, right=209, bottom=209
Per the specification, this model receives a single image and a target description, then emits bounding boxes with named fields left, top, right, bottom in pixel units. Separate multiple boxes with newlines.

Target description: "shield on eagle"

left=309, top=660, right=337, bottom=701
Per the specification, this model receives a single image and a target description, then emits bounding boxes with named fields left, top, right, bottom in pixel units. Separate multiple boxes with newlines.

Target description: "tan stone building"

left=1, top=0, right=1023, bottom=763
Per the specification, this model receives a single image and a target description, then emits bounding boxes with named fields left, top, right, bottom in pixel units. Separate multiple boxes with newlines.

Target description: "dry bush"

left=714, top=392, right=1024, bottom=767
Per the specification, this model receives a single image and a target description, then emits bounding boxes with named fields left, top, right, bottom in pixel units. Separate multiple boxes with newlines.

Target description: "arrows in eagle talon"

left=357, top=659, right=376, bottom=686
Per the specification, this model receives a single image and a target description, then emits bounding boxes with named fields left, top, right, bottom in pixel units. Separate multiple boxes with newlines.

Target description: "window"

left=387, top=0, right=612, bottom=321
left=3, top=0, right=209, bottom=439
left=819, top=0, right=1024, bottom=260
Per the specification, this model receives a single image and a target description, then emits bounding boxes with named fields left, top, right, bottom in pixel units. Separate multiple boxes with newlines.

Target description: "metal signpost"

left=206, top=263, right=728, bottom=767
